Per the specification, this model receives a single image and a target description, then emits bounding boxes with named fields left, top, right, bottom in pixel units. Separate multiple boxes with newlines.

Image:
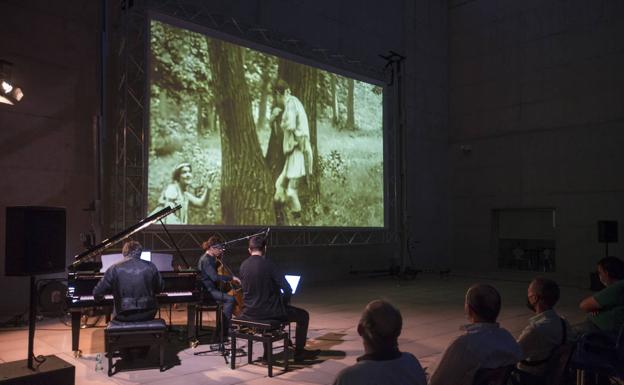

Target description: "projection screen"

left=147, top=18, right=384, bottom=227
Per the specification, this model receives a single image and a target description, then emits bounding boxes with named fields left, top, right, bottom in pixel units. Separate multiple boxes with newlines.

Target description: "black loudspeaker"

left=5, top=206, right=66, bottom=276
left=598, top=220, right=618, bottom=243
left=0, top=355, right=75, bottom=384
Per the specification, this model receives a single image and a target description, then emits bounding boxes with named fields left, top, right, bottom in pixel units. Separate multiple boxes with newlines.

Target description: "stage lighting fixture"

left=0, top=60, right=24, bottom=105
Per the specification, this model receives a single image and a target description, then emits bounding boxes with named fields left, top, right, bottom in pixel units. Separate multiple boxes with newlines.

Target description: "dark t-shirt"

left=239, top=254, right=292, bottom=321
left=590, top=279, right=624, bottom=333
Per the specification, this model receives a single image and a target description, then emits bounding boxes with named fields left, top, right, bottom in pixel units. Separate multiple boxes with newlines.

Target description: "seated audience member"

left=514, top=277, right=572, bottom=384
left=578, top=257, right=624, bottom=335
left=332, top=300, right=427, bottom=385
left=429, top=284, right=523, bottom=385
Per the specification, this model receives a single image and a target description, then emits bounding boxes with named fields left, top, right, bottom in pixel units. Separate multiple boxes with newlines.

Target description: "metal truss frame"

left=110, top=0, right=402, bottom=250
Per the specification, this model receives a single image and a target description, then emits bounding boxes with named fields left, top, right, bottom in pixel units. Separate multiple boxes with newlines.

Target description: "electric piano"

left=67, top=205, right=200, bottom=356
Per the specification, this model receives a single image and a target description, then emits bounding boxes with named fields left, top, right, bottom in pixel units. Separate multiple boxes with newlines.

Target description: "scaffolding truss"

left=110, top=0, right=401, bottom=250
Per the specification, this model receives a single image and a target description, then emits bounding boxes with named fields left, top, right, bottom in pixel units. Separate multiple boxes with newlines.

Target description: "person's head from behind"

left=358, top=300, right=402, bottom=354
left=172, top=162, right=192, bottom=188
left=597, top=256, right=624, bottom=286
left=248, top=236, right=267, bottom=256
left=465, top=284, right=501, bottom=323
left=273, top=79, right=291, bottom=108
left=527, top=277, right=560, bottom=313
left=122, top=240, right=143, bottom=259
left=202, top=235, right=224, bottom=258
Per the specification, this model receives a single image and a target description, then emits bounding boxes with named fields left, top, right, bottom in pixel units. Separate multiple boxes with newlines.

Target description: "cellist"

left=198, top=235, right=241, bottom=336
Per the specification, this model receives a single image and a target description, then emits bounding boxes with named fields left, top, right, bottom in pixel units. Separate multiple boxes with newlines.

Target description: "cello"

left=216, top=255, right=244, bottom=316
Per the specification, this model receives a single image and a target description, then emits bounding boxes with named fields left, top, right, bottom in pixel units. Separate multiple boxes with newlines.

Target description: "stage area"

left=0, top=274, right=591, bottom=385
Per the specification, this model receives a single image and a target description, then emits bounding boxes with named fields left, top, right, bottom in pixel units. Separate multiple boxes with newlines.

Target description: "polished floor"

left=0, top=274, right=591, bottom=385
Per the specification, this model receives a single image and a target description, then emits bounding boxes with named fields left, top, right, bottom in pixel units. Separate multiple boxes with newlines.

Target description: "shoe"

left=294, top=348, right=320, bottom=362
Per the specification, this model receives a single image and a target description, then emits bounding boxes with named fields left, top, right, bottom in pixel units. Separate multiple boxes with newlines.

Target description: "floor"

left=0, top=273, right=591, bottom=385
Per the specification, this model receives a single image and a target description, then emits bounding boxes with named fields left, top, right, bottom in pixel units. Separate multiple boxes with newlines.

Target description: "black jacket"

left=239, top=254, right=292, bottom=321
left=93, top=256, right=164, bottom=318
left=198, top=252, right=232, bottom=291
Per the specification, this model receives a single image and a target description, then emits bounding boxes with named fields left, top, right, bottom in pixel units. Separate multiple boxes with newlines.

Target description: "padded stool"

left=230, top=318, right=289, bottom=377
left=104, top=318, right=166, bottom=376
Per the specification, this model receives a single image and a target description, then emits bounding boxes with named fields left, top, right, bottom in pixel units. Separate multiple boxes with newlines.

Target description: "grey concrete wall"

left=0, top=1, right=99, bottom=312
left=0, top=0, right=450, bottom=313
left=449, top=0, right=624, bottom=285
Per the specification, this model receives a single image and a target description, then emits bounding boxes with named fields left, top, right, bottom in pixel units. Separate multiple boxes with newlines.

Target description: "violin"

left=216, top=256, right=244, bottom=317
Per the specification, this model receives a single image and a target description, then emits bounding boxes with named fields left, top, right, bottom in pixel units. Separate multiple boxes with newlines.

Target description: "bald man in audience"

left=332, top=300, right=426, bottom=385
left=514, top=277, right=572, bottom=385
left=429, top=284, right=523, bottom=385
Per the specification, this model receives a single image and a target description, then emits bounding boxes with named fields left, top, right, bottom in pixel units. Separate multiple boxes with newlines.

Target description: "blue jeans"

left=207, top=289, right=235, bottom=328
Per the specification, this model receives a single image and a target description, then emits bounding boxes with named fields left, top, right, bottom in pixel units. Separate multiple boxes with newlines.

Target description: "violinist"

left=198, top=235, right=241, bottom=335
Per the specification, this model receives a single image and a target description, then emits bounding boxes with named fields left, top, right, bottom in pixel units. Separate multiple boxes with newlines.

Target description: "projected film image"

left=148, top=19, right=383, bottom=227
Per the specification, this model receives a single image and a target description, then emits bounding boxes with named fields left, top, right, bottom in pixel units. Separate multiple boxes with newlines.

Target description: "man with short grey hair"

left=514, top=277, right=572, bottom=384
left=93, top=240, right=164, bottom=322
left=429, top=284, right=523, bottom=385
left=332, top=300, right=426, bottom=385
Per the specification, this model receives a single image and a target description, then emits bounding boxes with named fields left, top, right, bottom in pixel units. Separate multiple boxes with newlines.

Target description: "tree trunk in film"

left=207, top=40, right=275, bottom=225
left=256, top=56, right=272, bottom=132
left=331, top=74, right=339, bottom=126
left=274, top=59, right=321, bottom=219
left=346, top=78, right=356, bottom=130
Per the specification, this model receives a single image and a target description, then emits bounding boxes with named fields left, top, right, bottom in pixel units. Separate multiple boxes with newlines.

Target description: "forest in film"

left=148, top=19, right=383, bottom=227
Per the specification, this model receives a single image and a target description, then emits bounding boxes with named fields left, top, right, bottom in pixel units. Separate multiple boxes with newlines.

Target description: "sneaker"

left=294, top=348, right=320, bottom=362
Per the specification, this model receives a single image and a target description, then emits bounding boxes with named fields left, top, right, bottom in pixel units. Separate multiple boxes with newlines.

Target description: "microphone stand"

left=215, top=228, right=270, bottom=250
left=194, top=228, right=269, bottom=363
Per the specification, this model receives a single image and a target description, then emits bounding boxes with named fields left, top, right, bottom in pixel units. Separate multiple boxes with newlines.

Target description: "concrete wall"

left=449, top=0, right=624, bottom=285
left=0, top=0, right=450, bottom=313
left=0, top=1, right=99, bottom=313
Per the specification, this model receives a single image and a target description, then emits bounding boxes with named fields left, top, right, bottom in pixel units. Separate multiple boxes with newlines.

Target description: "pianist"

left=93, top=240, right=164, bottom=322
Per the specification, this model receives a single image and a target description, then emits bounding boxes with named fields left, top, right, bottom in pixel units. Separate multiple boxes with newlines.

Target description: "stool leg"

left=159, top=334, right=165, bottom=372
left=107, top=339, right=113, bottom=376
left=284, top=333, right=289, bottom=372
left=230, top=334, right=236, bottom=370
left=267, top=338, right=273, bottom=377
left=248, top=338, right=253, bottom=364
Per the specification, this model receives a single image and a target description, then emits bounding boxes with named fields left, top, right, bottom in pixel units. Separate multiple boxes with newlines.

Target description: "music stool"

left=104, top=318, right=166, bottom=376
left=230, top=318, right=289, bottom=377
left=195, top=298, right=223, bottom=344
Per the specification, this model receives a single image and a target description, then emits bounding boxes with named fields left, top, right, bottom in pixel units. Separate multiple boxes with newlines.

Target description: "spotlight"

left=0, top=60, right=24, bottom=105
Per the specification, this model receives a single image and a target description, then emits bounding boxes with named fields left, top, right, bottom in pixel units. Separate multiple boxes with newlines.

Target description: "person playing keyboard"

left=93, top=241, right=164, bottom=322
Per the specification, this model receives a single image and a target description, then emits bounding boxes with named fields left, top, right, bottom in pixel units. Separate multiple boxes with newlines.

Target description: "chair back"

left=472, top=365, right=514, bottom=385
left=615, top=323, right=624, bottom=377
left=544, top=343, right=575, bottom=385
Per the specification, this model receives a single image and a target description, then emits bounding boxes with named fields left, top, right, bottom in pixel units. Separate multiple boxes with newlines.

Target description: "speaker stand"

left=27, top=275, right=36, bottom=370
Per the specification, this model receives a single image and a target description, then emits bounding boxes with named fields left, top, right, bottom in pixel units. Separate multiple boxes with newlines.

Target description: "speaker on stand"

left=1, top=206, right=74, bottom=384
left=598, top=220, right=618, bottom=258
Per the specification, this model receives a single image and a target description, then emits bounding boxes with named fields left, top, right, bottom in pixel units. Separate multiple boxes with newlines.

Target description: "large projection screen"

left=147, top=18, right=384, bottom=227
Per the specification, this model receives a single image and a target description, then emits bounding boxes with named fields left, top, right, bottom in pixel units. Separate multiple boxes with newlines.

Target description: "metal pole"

left=27, top=276, right=36, bottom=370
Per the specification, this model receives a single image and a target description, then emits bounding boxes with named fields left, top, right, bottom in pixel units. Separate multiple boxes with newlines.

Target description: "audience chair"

left=544, top=343, right=576, bottom=385
left=570, top=323, right=624, bottom=384
left=473, top=365, right=515, bottom=385
left=230, top=318, right=290, bottom=377
left=104, top=318, right=166, bottom=376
